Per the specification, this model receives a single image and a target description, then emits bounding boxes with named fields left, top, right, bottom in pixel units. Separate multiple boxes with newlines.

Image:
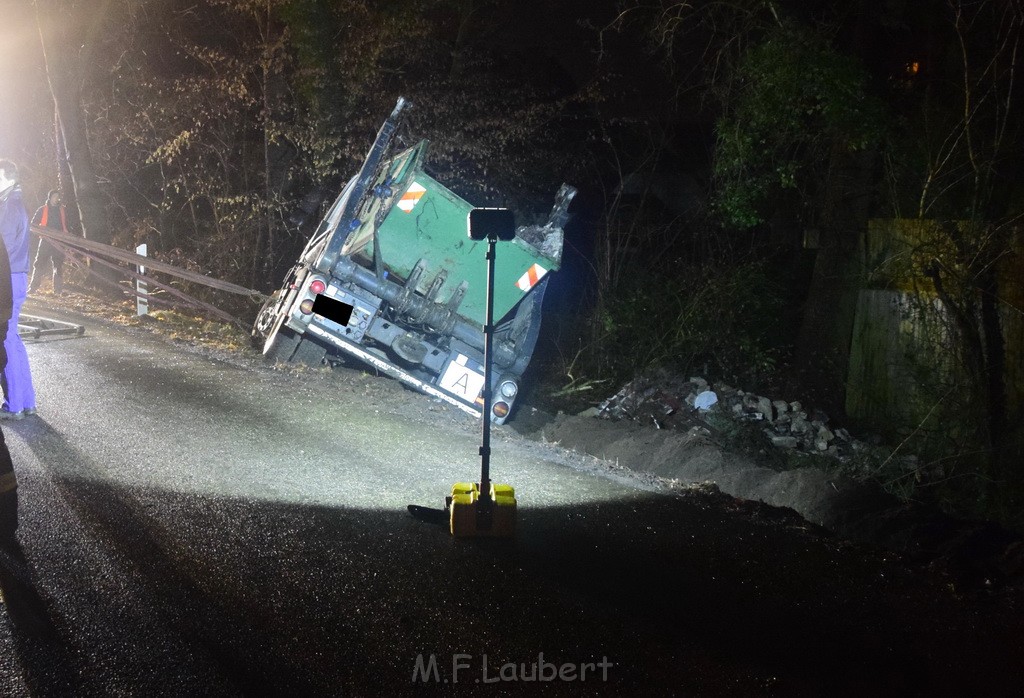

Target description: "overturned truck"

left=253, top=98, right=575, bottom=423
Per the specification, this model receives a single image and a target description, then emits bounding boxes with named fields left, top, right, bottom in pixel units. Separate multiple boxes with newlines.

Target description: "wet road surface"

left=0, top=302, right=1021, bottom=696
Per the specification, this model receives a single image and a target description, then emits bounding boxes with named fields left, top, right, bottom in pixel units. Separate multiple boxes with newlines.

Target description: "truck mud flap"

left=305, top=323, right=482, bottom=419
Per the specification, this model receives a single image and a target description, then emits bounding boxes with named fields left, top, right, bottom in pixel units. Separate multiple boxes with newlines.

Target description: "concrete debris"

left=815, top=426, right=834, bottom=451
left=766, top=431, right=799, bottom=449
left=686, top=425, right=712, bottom=440
left=593, top=373, right=882, bottom=463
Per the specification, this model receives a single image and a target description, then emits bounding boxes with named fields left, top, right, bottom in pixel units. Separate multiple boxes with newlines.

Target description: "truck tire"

left=252, top=295, right=281, bottom=345
left=292, top=338, right=327, bottom=367
left=263, top=317, right=300, bottom=364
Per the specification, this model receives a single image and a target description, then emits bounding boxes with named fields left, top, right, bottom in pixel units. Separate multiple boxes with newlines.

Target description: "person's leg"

left=2, top=274, right=36, bottom=414
left=28, top=239, right=44, bottom=293
left=52, top=249, right=64, bottom=295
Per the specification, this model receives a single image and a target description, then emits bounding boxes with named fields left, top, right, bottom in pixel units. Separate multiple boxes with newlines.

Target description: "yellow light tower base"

left=449, top=482, right=517, bottom=538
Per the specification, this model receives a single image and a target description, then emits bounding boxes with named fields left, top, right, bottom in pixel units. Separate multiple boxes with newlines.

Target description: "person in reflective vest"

left=30, top=189, right=68, bottom=295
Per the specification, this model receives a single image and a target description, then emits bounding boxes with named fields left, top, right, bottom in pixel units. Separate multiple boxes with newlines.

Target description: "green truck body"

left=253, top=98, right=574, bottom=422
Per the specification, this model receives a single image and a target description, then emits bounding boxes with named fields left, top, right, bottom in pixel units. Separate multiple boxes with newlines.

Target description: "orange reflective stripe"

left=515, top=263, right=548, bottom=292
left=39, top=206, right=49, bottom=226
left=398, top=182, right=426, bottom=213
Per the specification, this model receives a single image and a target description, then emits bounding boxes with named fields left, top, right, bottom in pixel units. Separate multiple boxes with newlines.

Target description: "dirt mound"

left=517, top=410, right=885, bottom=529
left=512, top=408, right=1024, bottom=593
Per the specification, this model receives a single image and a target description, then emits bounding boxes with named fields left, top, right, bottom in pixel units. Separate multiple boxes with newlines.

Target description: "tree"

left=609, top=1, right=888, bottom=410
left=75, top=0, right=585, bottom=303
left=34, top=0, right=118, bottom=285
left=886, top=0, right=1024, bottom=501
left=713, top=21, right=885, bottom=414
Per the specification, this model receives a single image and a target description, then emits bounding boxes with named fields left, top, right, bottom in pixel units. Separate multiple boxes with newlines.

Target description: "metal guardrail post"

left=136, top=243, right=148, bottom=316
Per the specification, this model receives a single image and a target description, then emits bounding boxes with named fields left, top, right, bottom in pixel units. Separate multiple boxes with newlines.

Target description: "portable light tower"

left=447, top=208, right=518, bottom=538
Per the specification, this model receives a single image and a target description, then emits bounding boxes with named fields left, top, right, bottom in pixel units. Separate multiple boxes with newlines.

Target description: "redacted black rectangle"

left=312, top=294, right=354, bottom=326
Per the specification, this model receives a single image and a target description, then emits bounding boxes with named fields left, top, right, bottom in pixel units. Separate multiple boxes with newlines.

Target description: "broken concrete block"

left=814, top=425, right=834, bottom=451
left=790, top=415, right=812, bottom=434
left=770, top=435, right=799, bottom=448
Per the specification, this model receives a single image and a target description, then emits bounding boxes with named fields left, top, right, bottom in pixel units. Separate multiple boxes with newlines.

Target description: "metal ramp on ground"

left=18, top=314, right=86, bottom=339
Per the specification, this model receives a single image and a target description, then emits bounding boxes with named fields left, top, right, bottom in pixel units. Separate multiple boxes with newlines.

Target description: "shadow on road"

left=0, top=537, right=84, bottom=696
left=3, top=417, right=1022, bottom=696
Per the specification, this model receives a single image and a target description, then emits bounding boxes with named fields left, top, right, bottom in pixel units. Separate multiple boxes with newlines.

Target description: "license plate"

left=438, top=355, right=485, bottom=403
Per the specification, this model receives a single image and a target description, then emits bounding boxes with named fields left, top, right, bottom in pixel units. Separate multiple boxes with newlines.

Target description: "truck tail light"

left=309, top=279, right=326, bottom=295
left=499, top=379, right=518, bottom=399
left=299, top=299, right=315, bottom=315
left=492, top=401, right=510, bottom=419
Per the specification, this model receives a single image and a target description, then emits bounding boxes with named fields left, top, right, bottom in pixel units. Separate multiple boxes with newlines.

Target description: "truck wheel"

left=292, top=338, right=327, bottom=367
left=263, top=318, right=300, bottom=364
left=252, top=295, right=281, bottom=345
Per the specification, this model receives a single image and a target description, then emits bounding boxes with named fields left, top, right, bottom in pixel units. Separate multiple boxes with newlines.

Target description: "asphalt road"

left=0, top=300, right=1020, bottom=696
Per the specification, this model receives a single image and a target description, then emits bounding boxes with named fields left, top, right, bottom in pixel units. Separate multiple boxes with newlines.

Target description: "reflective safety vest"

left=38, top=205, right=68, bottom=232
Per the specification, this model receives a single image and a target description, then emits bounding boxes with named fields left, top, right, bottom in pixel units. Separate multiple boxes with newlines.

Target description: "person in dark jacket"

left=0, top=160, right=36, bottom=420
left=29, top=189, right=68, bottom=295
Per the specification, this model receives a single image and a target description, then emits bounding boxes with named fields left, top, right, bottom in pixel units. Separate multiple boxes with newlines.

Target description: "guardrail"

left=30, top=226, right=269, bottom=326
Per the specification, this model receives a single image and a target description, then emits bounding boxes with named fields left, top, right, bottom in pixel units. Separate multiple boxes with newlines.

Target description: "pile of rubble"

left=594, top=375, right=875, bottom=462
left=572, top=375, right=1022, bottom=594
